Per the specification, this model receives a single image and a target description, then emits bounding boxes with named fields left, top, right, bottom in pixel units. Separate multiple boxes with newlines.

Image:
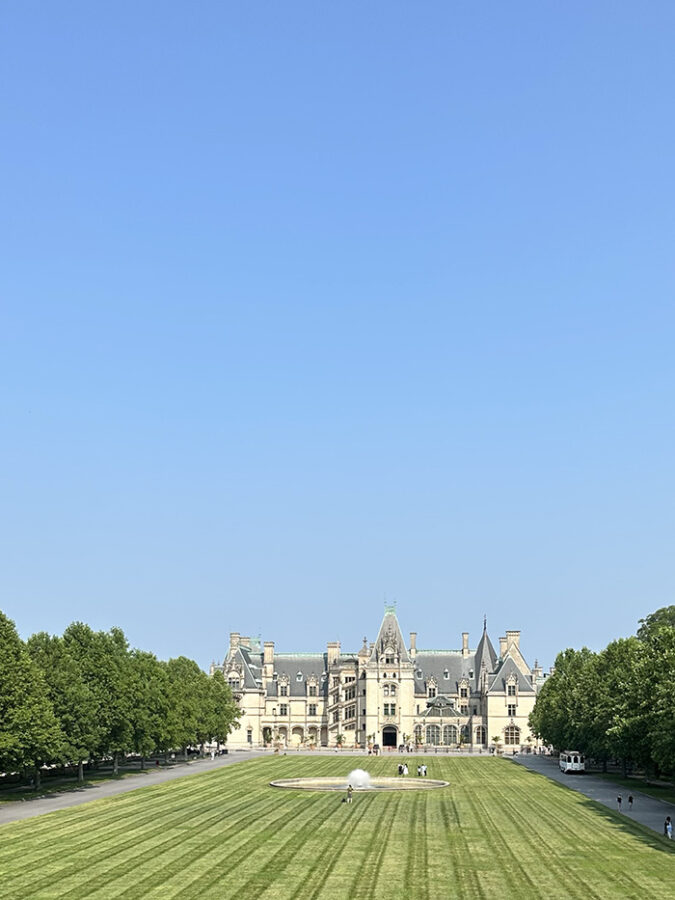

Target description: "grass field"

left=1, top=756, right=673, bottom=899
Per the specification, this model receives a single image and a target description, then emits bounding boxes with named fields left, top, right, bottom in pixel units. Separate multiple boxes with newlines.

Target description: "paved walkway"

left=511, top=753, right=674, bottom=837
left=0, top=751, right=265, bottom=827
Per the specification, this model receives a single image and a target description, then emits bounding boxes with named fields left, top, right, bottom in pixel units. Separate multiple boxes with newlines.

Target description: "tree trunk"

left=113, top=751, right=119, bottom=776
left=622, top=758, right=628, bottom=777
left=78, top=760, right=84, bottom=783
left=164, top=751, right=169, bottom=765
left=34, top=765, right=41, bottom=791
left=140, top=755, right=145, bottom=770
left=183, top=746, right=188, bottom=762
left=602, top=759, right=607, bottom=773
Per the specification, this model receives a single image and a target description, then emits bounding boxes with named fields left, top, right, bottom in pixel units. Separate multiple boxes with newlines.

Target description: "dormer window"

left=296, top=672, right=303, bottom=682
left=280, top=685, right=288, bottom=697
left=443, top=669, right=449, bottom=679
left=428, top=687, right=436, bottom=698
left=469, top=670, right=474, bottom=679
left=507, top=683, right=516, bottom=696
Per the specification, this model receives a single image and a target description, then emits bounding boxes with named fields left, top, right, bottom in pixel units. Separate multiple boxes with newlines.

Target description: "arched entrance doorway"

left=382, top=726, right=397, bottom=748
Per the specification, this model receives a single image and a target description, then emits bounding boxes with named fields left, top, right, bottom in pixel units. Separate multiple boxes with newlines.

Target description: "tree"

left=63, top=623, right=132, bottom=774
left=0, top=612, right=62, bottom=788
left=27, top=632, right=100, bottom=783
left=127, top=651, right=172, bottom=767
left=166, top=656, right=207, bottom=759
left=637, top=606, right=675, bottom=642
left=206, top=670, right=239, bottom=747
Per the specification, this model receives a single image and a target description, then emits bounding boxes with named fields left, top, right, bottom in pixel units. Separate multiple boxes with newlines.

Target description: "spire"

left=483, top=614, right=487, bottom=633
left=369, top=605, right=410, bottom=663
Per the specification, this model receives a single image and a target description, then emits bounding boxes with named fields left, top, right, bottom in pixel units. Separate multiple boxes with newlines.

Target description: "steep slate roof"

left=487, top=655, right=535, bottom=694
left=413, top=651, right=479, bottom=695
left=267, top=653, right=328, bottom=697
left=474, top=624, right=498, bottom=674
left=228, top=646, right=263, bottom=690
left=369, top=607, right=411, bottom=663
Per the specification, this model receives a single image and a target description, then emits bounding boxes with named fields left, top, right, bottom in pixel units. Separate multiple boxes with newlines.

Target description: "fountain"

left=346, top=769, right=372, bottom=790
left=270, top=768, right=448, bottom=792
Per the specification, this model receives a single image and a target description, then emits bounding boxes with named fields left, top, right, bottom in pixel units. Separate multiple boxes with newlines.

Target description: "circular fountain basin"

left=270, top=777, right=448, bottom=792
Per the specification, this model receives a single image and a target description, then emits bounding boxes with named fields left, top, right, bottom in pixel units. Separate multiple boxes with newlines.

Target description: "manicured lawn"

left=0, top=756, right=672, bottom=899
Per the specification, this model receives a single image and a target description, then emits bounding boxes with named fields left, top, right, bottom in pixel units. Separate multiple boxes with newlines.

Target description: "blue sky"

left=2, top=2, right=674, bottom=669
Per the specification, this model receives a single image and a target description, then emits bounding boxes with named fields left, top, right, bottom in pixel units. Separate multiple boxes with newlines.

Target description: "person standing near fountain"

left=346, top=784, right=353, bottom=804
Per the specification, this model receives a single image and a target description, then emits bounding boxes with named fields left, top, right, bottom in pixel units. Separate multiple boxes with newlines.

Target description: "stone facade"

left=210, top=607, right=543, bottom=752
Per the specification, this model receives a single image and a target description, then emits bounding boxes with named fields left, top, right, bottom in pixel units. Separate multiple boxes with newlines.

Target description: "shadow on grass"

left=0, top=769, right=155, bottom=805
left=515, top=763, right=675, bottom=856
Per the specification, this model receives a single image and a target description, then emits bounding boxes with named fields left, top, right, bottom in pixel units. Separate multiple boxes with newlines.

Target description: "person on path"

left=617, top=795, right=622, bottom=811
left=346, top=784, right=353, bottom=804
left=397, top=764, right=403, bottom=776
left=417, top=765, right=421, bottom=776
left=403, top=764, right=409, bottom=776
left=665, top=816, right=672, bottom=839
left=628, top=795, right=633, bottom=811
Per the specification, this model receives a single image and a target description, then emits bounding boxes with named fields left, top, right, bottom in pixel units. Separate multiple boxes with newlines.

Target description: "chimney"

left=462, top=632, right=469, bottom=658
left=499, top=636, right=507, bottom=658
left=505, top=630, right=520, bottom=651
left=240, top=636, right=251, bottom=648
left=327, top=641, right=341, bottom=667
left=409, top=632, right=417, bottom=659
left=263, top=641, right=275, bottom=680
left=230, top=632, right=241, bottom=650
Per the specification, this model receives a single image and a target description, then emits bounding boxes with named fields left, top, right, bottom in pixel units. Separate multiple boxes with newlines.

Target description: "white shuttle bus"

left=559, top=751, right=585, bottom=774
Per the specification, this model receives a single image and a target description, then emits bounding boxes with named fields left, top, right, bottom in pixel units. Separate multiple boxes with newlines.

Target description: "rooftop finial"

left=483, top=614, right=487, bottom=633
left=384, top=600, right=397, bottom=614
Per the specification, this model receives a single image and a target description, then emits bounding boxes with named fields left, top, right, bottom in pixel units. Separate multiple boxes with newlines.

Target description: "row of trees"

left=529, top=606, right=675, bottom=776
left=0, top=611, right=239, bottom=787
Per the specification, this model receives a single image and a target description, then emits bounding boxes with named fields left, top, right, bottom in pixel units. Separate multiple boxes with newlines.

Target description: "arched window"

left=383, top=685, right=389, bottom=696
left=426, top=725, right=441, bottom=746
left=442, top=725, right=457, bottom=745
left=474, top=725, right=486, bottom=745
left=504, top=725, right=520, bottom=746
left=414, top=725, right=423, bottom=744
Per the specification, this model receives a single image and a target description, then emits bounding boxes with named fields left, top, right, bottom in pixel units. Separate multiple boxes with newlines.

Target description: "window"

left=460, top=687, right=468, bottom=698
left=383, top=703, right=396, bottom=716
left=414, top=725, right=423, bottom=744
left=247, top=729, right=252, bottom=744
left=507, top=704, right=516, bottom=717
left=332, top=677, right=340, bottom=688
left=507, top=684, right=516, bottom=696
left=426, top=725, right=440, bottom=745
left=296, top=672, right=303, bottom=682
left=443, top=725, right=457, bottom=745
left=475, top=725, right=486, bottom=745
left=428, top=687, right=436, bottom=698
left=279, top=704, right=288, bottom=716
left=344, top=676, right=355, bottom=683
left=383, top=685, right=389, bottom=697
left=504, top=725, right=520, bottom=746
left=308, top=685, right=317, bottom=697
left=385, top=656, right=394, bottom=664
left=345, top=686, right=356, bottom=701
left=344, top=705, right=356, bottom=720
left=332, top=710, right=339, bottom=724
left=460, top=705, right=468, bottom=716
left=362, top=708, right=366, bottom=715
left=444, top=669, right=449, bottom=679
left=227, top=677, right=240, bottom=689
left=308, top=704, right=317, bottom=716
left=390, top=685, right=396, bottom=696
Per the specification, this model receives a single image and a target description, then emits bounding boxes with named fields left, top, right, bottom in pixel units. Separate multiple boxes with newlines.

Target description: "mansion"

left=210, top=607, right=545, bottom=752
